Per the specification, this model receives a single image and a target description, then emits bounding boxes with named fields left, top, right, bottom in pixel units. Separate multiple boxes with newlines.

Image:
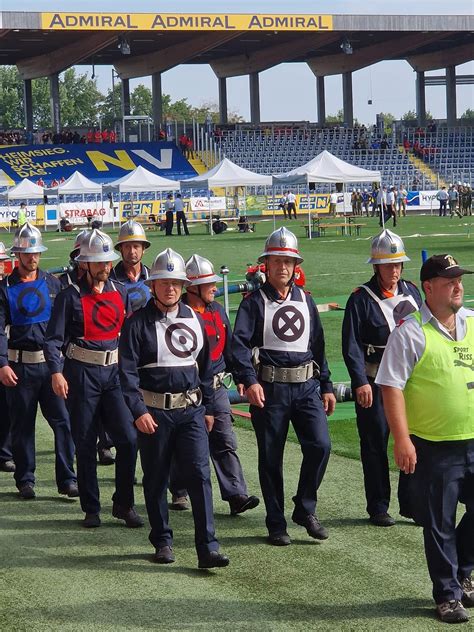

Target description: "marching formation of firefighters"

left=0, top=220, right=472, bottom=624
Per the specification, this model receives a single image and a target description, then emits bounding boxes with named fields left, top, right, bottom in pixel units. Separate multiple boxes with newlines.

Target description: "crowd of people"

left=0, top=218, right=472, bottom=622
left=437, top=183, right=473, bottom=217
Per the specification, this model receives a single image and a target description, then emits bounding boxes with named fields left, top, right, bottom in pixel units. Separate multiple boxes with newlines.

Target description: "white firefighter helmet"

left=75, top=229, right=120, bottom=263
left=367, top=229, right=410, bottom=265
left=185, top=254, right=222, bottom=286
left=145, top=248, right=189, bottom=285
left=0, top=242, right=10, bottom=261
left=10, top=222, right=48, bottom=254
left=70, top=228, right=92, bottom=259
left=114, top=219, right=151, bottom=250
left=258, top=227, right=303, bottom=264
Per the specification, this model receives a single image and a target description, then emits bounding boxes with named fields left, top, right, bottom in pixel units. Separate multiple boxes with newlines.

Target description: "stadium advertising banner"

left=407, top=190, right=439, bottom=209
left=0, top=205, right=41, bottom=227
left=41, top=13, right=333, bottom=31
left=0, top=143, right=195, bottom=184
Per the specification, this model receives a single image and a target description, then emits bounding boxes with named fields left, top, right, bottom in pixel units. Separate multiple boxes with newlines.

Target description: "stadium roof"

left=0, top=11, right=472, bottom=80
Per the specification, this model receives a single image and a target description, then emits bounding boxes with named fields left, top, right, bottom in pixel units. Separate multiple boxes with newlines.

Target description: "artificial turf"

left=1, top=214, right=473, bottom=630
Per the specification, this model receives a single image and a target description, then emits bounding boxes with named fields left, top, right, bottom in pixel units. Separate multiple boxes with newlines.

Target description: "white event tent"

left=44, top=170, right=103, bottom=195
left=1, top=178, right=44, bottom=199
left=180, top=157, right=272, bottom=233
left=273, top=150, right=381, bottom=238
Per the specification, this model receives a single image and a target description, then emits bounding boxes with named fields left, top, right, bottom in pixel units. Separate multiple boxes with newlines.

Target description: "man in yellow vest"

left=376, top=254, right=474, bottom=624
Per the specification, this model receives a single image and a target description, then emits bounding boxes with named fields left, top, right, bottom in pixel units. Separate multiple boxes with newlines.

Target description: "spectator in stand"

left=398, top=185, right=408, bottom=217
left=436, top=186, right=449, bottom=217
left=94, top=129, right=102, bottom=144
left=179, top=133, right=188, bottom=155
left=412, top=176, right=420, bottom=191
left=185, top=136, right=194, bottom=160
left=109, top=129, right=116, bottom=143
left=101, top=129, right=109, bottom=143
left=86, top=129, right=94, bottom=144
left=73, top=131, right=81, bottom=144
left=36, top=177, right=45, bottom=188
left=158, top=129, right=166, bottom=141
left=50, top=178, right=59, bottom=188
left=403, top=138, right=411, bottom=154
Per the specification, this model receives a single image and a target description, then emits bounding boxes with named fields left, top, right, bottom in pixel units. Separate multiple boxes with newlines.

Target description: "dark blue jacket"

left=232, top=281, right=333, bottom=393
left=0, top=268, right=61, bottom=368
left=58, top=267, right=81, bottom=290
left=44, top=276, right=130, bottom=375
left=118, top=299, right=214, bottom=420
left=110, top=261, right=151, bottom=312
left=342, top=274, right=422, bottom=389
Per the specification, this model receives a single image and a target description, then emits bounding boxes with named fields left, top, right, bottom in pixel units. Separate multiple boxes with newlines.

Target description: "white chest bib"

left=261, top=287, right=310, bottom=352
left=153, top=307, right=204, bottom=368
left=361, top=284, right=419, bottom=332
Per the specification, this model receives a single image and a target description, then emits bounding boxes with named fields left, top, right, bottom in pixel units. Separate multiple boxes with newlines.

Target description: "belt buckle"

left=163, top=392, right=173, bottom=409
left=105, top=350, right=113, bottom=366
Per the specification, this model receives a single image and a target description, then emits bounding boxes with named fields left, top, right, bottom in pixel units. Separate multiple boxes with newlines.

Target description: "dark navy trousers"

left=250, top=379, right=331, bottom=535
left=410, top=436, right=474, bottom=604
left=63, top=359, right=137, bottom=515
left=6, top=361, right=76, bottom=489
left=138, top=404, right=219, bottom=556
left=356, top=379, right=411, bottom=517
left=0, top=383, right=12, bottom=463
left=170, top=386, right=248, bottom=501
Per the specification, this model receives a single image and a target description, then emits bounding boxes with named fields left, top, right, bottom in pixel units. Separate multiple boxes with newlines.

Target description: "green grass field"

left=1, top=214, right=473, bottom=630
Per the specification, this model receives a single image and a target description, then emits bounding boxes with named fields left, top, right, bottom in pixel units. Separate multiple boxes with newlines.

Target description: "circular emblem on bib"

left=16, top=286, right=45, bottom=318
left=165, top=322, right=198, bottom=358
left=91, top=299, right=121, bottom=333
left=272, top=305, right=305, bottom=342
left=393, top=300, right=416, bottom=324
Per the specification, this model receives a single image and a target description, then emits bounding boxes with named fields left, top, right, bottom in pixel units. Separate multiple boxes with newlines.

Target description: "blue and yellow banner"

left=0, top=142, right=195, bottom=184
left=41, top=13, right=333, bottom=31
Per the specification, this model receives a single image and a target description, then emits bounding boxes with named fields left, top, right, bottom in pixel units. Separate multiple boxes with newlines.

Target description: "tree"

left=325, top=109, right=344, bottom=125
left=59, top=68, right=103, bottom=127
left=131, top=83, right=152, bottom=117
left=401, top=109, right=434, bottom=123
left=460, top=109, right=474, bottom=121
left=0, top=67, right=24, bottom=129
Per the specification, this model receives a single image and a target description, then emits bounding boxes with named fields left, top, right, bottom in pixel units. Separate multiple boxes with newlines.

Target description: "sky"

left=0, top=1, right=473, bottom=124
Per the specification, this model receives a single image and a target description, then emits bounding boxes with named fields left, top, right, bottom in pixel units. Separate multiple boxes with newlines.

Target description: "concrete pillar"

left=446, top=65, right=457, bottom=127
left=23, top=79, right=33, bottom=135
left=249, top=72, right=260, bottom=124
left=151, top=72, right=162, bottom=140
left=416, top=71, right=426, bottom=127
left=49, top=73, right=61, bottom=135
left=342, top=71, right=353, bottom=128
left=218, top=77, right=228, bottom=125
left=316, top=76, right=326, bottom=127
left=121, top=78, right=131, bottom=141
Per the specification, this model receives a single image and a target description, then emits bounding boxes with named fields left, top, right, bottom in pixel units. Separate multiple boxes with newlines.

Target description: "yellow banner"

left=41, top=13, right=333, bottom=31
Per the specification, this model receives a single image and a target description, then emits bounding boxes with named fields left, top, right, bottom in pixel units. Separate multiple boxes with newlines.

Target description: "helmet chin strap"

left=188, top=284, right=209, bottom=306
left=151, top=286, right=181, bottom=318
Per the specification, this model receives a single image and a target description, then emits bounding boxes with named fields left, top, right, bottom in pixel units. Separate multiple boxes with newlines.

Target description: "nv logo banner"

left=0, top=142, right=196, bottom=183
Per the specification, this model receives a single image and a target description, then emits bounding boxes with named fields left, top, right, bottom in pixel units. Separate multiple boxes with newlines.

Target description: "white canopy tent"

left=180, top=158, right=272, bottom=234
left=0, top=178, right=44, bottom=199
left=273, top=150, right=381, bottom=238
left=105, top=165, right=180, bottom=193
left=44, top=170, right=103, bottom=195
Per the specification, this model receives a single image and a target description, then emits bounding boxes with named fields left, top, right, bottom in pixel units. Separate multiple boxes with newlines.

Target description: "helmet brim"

left=367, top=255, right=410, bottom=264
left=75, top=251, right=120, bottom=262
left=145, top=272, right=190, bottom=286
left=187, top=274, right=223, bottom=286
left=11, top=245, right=48, bottom=254
left=114, top=238, right=151, bottom=251
left=258, top=251, right=303, bottom=265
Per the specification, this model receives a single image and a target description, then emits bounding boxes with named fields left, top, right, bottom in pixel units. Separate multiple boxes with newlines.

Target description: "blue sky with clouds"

left=1, top=1, right=472, bottom=123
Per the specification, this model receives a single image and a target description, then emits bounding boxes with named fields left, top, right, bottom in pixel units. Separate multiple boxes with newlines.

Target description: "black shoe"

left=112, top=504, right=144, bottom=528
left=82, top=513, right=101, bottom=528
left=267, top=531, right=291, bottom=546
left=18, top=483, right=35, bottom=500
left=292, top=513, right=328, bottom=540
left=369, top=512, right=396, bottom=527
left=154, top=546, right=175, bottom=564
left=198, top=551, right=230, bottom=569
left=98, top=448, right=115, bottom=465
left=228, top=494, right=260, bottom=516
left=437, top=600, right=470, bottom=623
left=462, top=577, right=474, bottom=608
left=0, top=460, right=15, bottom=472
left=399, top=510, right=422, bottom=526
left=169, top=495, right=190, bottom=511
left=58, top=482, right=79, bottom=498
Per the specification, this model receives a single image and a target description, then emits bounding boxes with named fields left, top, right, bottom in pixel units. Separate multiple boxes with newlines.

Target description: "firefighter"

left=169, top=254, right=260, bottom=515
left=119, top=248, right=229, bottom=568
left=0, top=223, right=77, bottom=499
left=44, top=229, right=142, bottom=529
left=342, top=229, right=422, bottom=526
left=232, top=227, right=336, bottom=546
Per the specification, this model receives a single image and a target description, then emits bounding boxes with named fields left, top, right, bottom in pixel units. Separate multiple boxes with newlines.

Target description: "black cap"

left=420, top=254, right=474, bottom=282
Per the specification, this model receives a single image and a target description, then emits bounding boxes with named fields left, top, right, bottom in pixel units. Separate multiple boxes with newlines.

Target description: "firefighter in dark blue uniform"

left=119, top=248, right=229, bottom=568
left=44, top=229, right=143, bottom=529
left=0, top=223, right=77, bottom=499
left=232, top=227, right=336, bottom=546
left=169, top=254, right=260, bottom=515
left=59, top=229, right=116, bottom=467
left=342, top=229, right=422, bottom=526
left=0, top=241, right=14, bottom=473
